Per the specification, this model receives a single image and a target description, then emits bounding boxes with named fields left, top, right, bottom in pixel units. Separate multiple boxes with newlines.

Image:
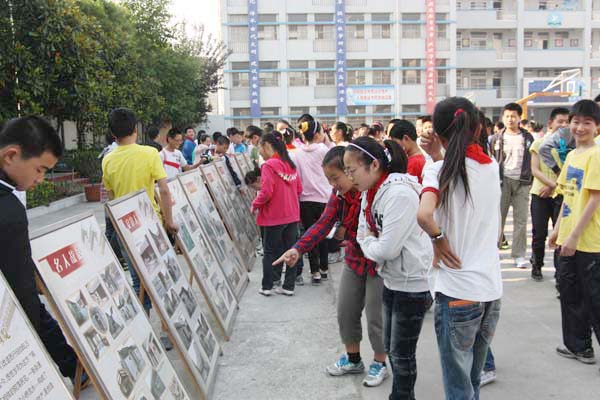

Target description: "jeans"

left=382, top=288, right=430, bottom=400
left=483, top=348, right=495, bottom=372
left=530, top=194, right=562, bottom=271
left=38, top=303, right=78, bottom=379
left=262, top=222, right=299, bottom=291
left=435, top=293, right=501, bottom=400
left=500, top=177, right=531, bottom=259
left=558, top=251, right=600, bottom=353
left=299, top=201, right=329, bottom=275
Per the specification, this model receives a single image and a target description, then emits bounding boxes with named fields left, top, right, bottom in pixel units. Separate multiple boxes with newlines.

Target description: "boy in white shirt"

left=160, top=128, right=200, bottom=179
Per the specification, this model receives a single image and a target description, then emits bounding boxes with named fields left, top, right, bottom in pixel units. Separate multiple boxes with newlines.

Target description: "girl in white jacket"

left=344, top=136, right=432, bottom=400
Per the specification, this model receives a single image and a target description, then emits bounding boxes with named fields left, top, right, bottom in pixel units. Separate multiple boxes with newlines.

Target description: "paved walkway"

left=29, top=202, right=600, bottom=399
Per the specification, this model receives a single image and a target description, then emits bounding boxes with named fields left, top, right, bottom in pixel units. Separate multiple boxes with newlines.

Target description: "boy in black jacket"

left=0, top=116, right=78, bottom=380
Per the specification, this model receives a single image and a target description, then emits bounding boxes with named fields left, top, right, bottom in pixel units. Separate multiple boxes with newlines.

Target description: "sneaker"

left=275, top=287, right=294, bottom=296
left=531, top=266, right=543, bottom=281
left=320, top=270, right=329, bottom=281
left=295, top=275, right=304, bottom=286
left=160, top=332, right=174, bottom=351
left=362, top=361, right=389, bottom=387
left=556, top=346, right=596, bottom=364
left=328, top=251, right=342, bottom=264
left=325, top=354, right=365, bottom=376
left=499, top=239, right=510, bottom=250
left=273, top=280, right=282, bottom=288
left=515, top=257, right=528, bottom=269
left=480, top=370, right=496, bottom=387
left=311, top=274, right=322, bottom=285
left=258, top=288, right=272, bottom=297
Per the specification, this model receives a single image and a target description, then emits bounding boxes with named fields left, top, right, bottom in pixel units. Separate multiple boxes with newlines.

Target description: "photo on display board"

left=138, top=196, right=156, bottom=221
left=148, top=369, right=166, bottom=400
left=117, top=368, right=134, bottom=398
left=195, top=314, right=216, bottom=357
left=180, top=204, right=199, bottom=233
left=169, top=377, right=186, bottom=400
left=148, top=222, right=170, bottom=256
left=118, top=342, right=146, bottom=383
left=106, top=306, right=125, bottom=340
left=137, top=235, right=161, bottom=274
left=90, top=305, right=109, bottom=335
left=66, top=289, right=89, bottom=326
left=101, top=262, right=124, bottom=295
left=83, top=325, right=109, bottom=360
left=86, top=277, right=110, bottom=306
left=189, top=341, right=210, bottom=383
left=192, top=254, right=209, bottom=281
left=115, top=289, right=138, bottom=323
left=143, top=333, right=163, bottom=369
left=174, top=317, right=193, bottom=350
left=163, top=253, right=182, bottom=284
left=179, top=286, right=197, bottom=318
left=175, top=215, right=195, bottom=252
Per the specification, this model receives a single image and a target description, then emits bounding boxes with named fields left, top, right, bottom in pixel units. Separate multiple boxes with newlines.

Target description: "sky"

left=169, top=0, right=221, bottom=40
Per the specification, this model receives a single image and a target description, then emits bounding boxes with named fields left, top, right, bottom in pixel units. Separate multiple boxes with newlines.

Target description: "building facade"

left=220, top=0, right=600, bottom=129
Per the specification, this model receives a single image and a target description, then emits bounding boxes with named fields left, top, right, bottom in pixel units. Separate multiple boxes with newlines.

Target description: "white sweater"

left=357, top=173, right=432, bottom=293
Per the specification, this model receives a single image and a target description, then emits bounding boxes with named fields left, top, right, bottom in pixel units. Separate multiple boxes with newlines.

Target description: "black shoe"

left=320, top=270, right=329, bottom=281
left=556, top=346, right=596, bottom=364
left=531, top=267, right=543, bottom=282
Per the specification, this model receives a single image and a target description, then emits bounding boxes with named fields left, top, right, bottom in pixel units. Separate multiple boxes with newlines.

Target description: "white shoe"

left=515, top=257, right=528, bottom=269
left=480, top=370, right=496, bottom=387
left=258, top=288, right=272, bottom=296
left=362, top=361, right=388, bottom=387
left=275, top=287, right=294, bottom=296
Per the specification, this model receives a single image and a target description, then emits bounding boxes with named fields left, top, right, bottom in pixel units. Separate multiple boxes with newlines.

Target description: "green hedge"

left=26, top=180, right=84, bottom=209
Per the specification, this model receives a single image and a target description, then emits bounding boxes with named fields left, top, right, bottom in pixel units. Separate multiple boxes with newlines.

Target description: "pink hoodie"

left=290, top=143, right=332, bottom=203
left=252, top=157, right=302, bottom=227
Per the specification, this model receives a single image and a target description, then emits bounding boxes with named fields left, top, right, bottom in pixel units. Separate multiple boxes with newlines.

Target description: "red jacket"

left=252, top=157, right=302, bottom=227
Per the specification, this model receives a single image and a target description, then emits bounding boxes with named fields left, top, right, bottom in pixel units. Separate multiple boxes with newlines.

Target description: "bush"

left=62, top=147, right=103, bottom=183
left=26, top=180, right=84, bottom=209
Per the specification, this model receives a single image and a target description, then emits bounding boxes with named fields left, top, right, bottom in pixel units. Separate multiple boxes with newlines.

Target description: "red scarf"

left=342, top=190, right=361, bottom=234
left=365, top=172, right=388, bottom=235
left=465, top=143, right=492, bottom=164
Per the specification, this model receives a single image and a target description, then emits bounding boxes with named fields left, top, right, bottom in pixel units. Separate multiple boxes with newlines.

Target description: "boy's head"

left=569, top=100, right=600, bottom=144
left=227, top=127, right=243, bottom=144
left=215, top=135, right=230, bottom=155
left=146, top=125, right=160, bottom=142
left=388, top=120, right=418, bottom=151
left=548, top=107, right=570, bottom=133
left=108, top=108, right=137, bottom=139
left=184, top=126, right=195, bottom=140
left=166, top=128, right=183, bottom=150
left=245, top=125, right=263, bottom=145
left=244, top=170, right=261, bottom=190
left=212, top=131, right=222, bottom=142
left=0, top=116, right=63, bottom=191
left=502, top=103, right=522, bottom=131
left=421, top=115, right=433, bottom=137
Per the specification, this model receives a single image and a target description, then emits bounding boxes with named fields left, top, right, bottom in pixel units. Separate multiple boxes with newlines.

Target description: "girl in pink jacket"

left=252, top=132, right=303, bottom=296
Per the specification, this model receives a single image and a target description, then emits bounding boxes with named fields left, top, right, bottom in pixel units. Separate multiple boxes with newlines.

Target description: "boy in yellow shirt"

left=549, top=100, right=600, bottom=366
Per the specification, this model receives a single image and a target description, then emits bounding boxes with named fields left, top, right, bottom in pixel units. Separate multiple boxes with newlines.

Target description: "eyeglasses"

left=344, top=167, right=358, bottom=178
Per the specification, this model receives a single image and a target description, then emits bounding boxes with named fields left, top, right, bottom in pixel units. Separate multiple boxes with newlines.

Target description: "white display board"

left=178, top=170, right=251, bottom=289
left=0, top=272, right=74, bottom=399
left=229, top=154, right=255, bottom=211
left=30, top=213, right=190, bottom=400
left=167, top=177, right=238, bottom=338
left=106, top=192, right=221, bottom=399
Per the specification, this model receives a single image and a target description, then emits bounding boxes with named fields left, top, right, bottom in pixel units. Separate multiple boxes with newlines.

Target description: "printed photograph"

left=117, top=368, right=134, bottom=398
left=148, top=369, right=166, bottom=400
left=106, top=306, right=125, bottom=339
left=190, top=341, right=210, bottom=383
left=169, top=377, right=186, bottom=400
left=115, top=290, right=139, bottom=323
left=192, top=254, right=209, bottom=280
left=66, top=289, right=89, bottom=326
left=195, top=315, right=216, bottom=357
left=152, top=274, right=168, bottom=300
left=179, top=286, right=197, bottom=318
left=143, top=333, right=163, bottom=369
left=164, top=254, right=182, bottom=284
left=158, top=270, right=174, bottom=293
left=86, top=277, right=109, bottom=305
left=101, top=262, right=124, bottom=295
left=118, top=342, right=146, bottom=382
left=83, top=326, right=109, bottom=360
left=90, top=305, right=109, bottom=335
left=174, top=317, right=193, bottom=350
left=137, top=235, right=160, bottom=274
left=163, top=288, right=180, bottom=318
left=175, top=215, right=195, bottom=252
left=149, top=222, right=170, bottom=256
left=138, top=196, right=157, bottom=222
left=180, top=205, right=199, bottom=233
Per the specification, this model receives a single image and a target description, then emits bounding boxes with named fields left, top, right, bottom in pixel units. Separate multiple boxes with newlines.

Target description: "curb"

left=26, top=193, right=87, bottom=220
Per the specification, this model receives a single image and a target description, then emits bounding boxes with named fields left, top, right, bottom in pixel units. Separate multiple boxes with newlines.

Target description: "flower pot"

left=84, top=183, right=102, bottom=202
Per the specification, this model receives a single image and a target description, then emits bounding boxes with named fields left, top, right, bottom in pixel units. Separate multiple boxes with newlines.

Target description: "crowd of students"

left=0, top=93, right=599, bottom=399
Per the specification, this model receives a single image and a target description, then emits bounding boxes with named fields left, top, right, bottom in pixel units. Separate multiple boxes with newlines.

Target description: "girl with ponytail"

left=344, top=136, right=432, bottom=399
left=251, top=132, right=302, bottom=296
left=332, top=121, right=352, bottom=146
left=274, top=146, right=388, bottom=387
left=417, top=97, right=502, bottom=397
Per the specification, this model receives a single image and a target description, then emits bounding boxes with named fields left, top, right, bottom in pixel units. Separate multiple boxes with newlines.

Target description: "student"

left=181, top=126, right=197, bottom=165
left=146, top=125, right=162, bottom=152
left=0, top=116, right=79, bottom=382
left=244, top=170, right=261, bottom=191
left=214, top=135, right=242, bottom=189
left=529, top=107, right=570, bottom=282
left=490, top=102, right=534, bottom=268
left=548, top=99, right=600, bottom=366
left=193, top=134, right=212, bottom=164
left=227, top=127, right=248, bottom=154
left=251, top=133, right=302, bottom=296
left=291, top=120, right=332, bottom=285
left=274, top=146, right=388, bottom=387
left=160, top=129, right=200, bottom=179
left=332, top=122, right=352, bottom=146
left=388, top=120, right=426, bottom=183
left=102, top=108, right=178, bottom=313
left=344, top=136, right=431, bottom=399
left=246, top=125, right=263, bottom=168
left=417, top=97, right=502, bottom=399
left=276, top=119, right=290, bottom=133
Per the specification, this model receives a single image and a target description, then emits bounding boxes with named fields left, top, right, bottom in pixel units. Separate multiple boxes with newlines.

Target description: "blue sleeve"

left=182, top=141, right=195, bottom=164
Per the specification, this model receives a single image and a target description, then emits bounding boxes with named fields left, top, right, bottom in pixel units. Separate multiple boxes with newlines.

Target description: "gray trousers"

left=337, top=266, right=385, bottom=355
left=500, top=177, right=531, bottom=259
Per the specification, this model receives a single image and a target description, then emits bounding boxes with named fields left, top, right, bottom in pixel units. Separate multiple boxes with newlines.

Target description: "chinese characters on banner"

left=335, top=0, right=347, bottom=115
left=248, top=0, right=261, bottom=118
left=425, top=0, right=437, bottom=114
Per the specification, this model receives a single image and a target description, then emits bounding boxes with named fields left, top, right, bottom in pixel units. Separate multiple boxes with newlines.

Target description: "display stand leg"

left=72, top=360, right=90, bottom=399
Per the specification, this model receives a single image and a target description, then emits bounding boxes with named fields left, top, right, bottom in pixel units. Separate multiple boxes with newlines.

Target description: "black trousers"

left=262, top=222, right=298, bottom=291
left=38, top=303, right=78, bottom=379
left=530, top=194, right=562, bottom=272
left=299, top=201, right=329, bottom=275
left=558, top=251, right=600, bottom=353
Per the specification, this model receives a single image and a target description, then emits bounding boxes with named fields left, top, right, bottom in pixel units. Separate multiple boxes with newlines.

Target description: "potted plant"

left=66, top=148, right=103, bottom=202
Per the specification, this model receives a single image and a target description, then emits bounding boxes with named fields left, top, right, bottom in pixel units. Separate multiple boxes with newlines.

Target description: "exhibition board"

left=177, top=169, right=250, bottom=294
left=106, top=192, right=221, bottom=399
left=30, top=213, right=190, bottom=400
left=166, top=177, right=239, bottom=339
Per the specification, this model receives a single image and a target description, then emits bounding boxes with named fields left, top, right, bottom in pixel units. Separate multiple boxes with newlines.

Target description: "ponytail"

left=298, top=120, right=320, bottom=142
left=433, top=97, right=479, bottom=208
left=260, top=132, right=296, bottom=170
left=334, top=121, right=352, bottom=142
left=344, top=136, right=407, bottom=174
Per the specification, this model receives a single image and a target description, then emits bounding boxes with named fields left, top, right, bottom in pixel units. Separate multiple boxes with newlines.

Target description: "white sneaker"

left=515, top=257, right=528, bottom=269
left=480, top=370, right=496, bottom=387
left=275, top=287, right=294, bottom=296
left=362, top=361, right=388, bottom=387
left=258, top=289, right=272, bottom=296
left=325, top=354, right=365, bottom=376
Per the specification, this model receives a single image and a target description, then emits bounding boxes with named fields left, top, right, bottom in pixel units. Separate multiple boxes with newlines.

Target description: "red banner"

left=39, top=243, right=85, bottom=278
left=118, top=211, right=142, bottom=233
left=425, top=0, right=437, bottom=114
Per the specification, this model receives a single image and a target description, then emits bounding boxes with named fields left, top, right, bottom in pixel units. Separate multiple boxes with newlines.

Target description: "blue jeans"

left=382, top=287, right=430, bottom=400
left=484, top=348, right=495, bottom=372
left=434, top=293, right=501, bottom=400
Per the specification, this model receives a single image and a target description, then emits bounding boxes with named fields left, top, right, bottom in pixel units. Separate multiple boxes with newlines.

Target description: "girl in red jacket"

left=252, top=132, right=303, bottom=296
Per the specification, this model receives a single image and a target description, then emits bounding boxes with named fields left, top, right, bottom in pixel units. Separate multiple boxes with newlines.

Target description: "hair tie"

left=454, top=108, right=465, bottom=118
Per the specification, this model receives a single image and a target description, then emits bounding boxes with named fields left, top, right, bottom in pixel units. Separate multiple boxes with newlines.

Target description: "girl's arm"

left=559, top=190, right=600, bottom=256
left=251, top=165, right=274, bottom=210
left=531, top=151, right=556, bottom=197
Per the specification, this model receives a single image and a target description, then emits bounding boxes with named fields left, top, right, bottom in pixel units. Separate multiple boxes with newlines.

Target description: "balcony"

left=230, top=88, right=249, bottom=101
left=457, top=47, right=517, bottom=68
left=229, top=41, right=248, bottom=54
left=521, top=10, right=586, bottom=29
left=436, top=39, right=451, bottom=52
left=314, top=86, right=336, bottom=99
left=347, top=39, right=368, bottom=53
left=521, top=49, right=584, bottom=68
left=457, top=8, right=517, bottom=29
left=456, top=86, right=518, bottom=106
left=313, top=39, right=335, bottom=53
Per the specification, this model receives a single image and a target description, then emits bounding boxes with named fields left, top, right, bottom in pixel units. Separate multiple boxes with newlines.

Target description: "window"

left=347, top=14, right=365, bottom=39
left=315, top=13, right=334, bottom=22
left=402, top=59, right=421, bottom=84
left=347, top=59, right=366, bottom=85
left=492, top=70, right=502, bottom=87
left=229, top=14, right=248, bottom=24
left=436, top=59, right=447, bottom=84
left=315, top=25, right=334, bottom=40
left=231, top=62, right=249, bottom=70
left=347, top=106, right=366, bottom=115
left=229, top=26, right=248, bottom=42
left=372, top=59, right=392, bottom=85
left=259, top=14, right=277, bottom=23
left=258, top=25, right=277, bottom=40
left=232, top=73, right=249, bottom=87
left=288, top=13, right=307, bottom=22
left=288, top=14, right=308, bottom=40
left=259, top=61, right=279, bottom=87
left=289, top=61, right=309, bottom=86
left=470, top=32, right=488, bottom=49
left=290, top=106, right=310, bottom=116
left=261, top=107, right=279, bottom=116
left=260, top=61, right=278, bottom=69
left=436, top=13, right=448, bottom=39
left=555, top=31, right=569, bottom=39
left=570, top=38, right=579, bottom=47
left=374, top=105, right=392, bottom=114
left=402, top=13, right=421, bottom=39
left=316, top=60, right=335, bottom=86
left=372, top=14, right=392, bottom=39
left=402, top=105, right=421, bottom=114
left=233, top=108, right=251, bottom=116
left=317, top=106, right=336, bottom=115
left=471, top=70, right=487, bottom=88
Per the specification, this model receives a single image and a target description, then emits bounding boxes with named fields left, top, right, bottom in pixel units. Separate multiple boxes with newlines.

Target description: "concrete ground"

left=29, top=202, right=600, bottom=399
